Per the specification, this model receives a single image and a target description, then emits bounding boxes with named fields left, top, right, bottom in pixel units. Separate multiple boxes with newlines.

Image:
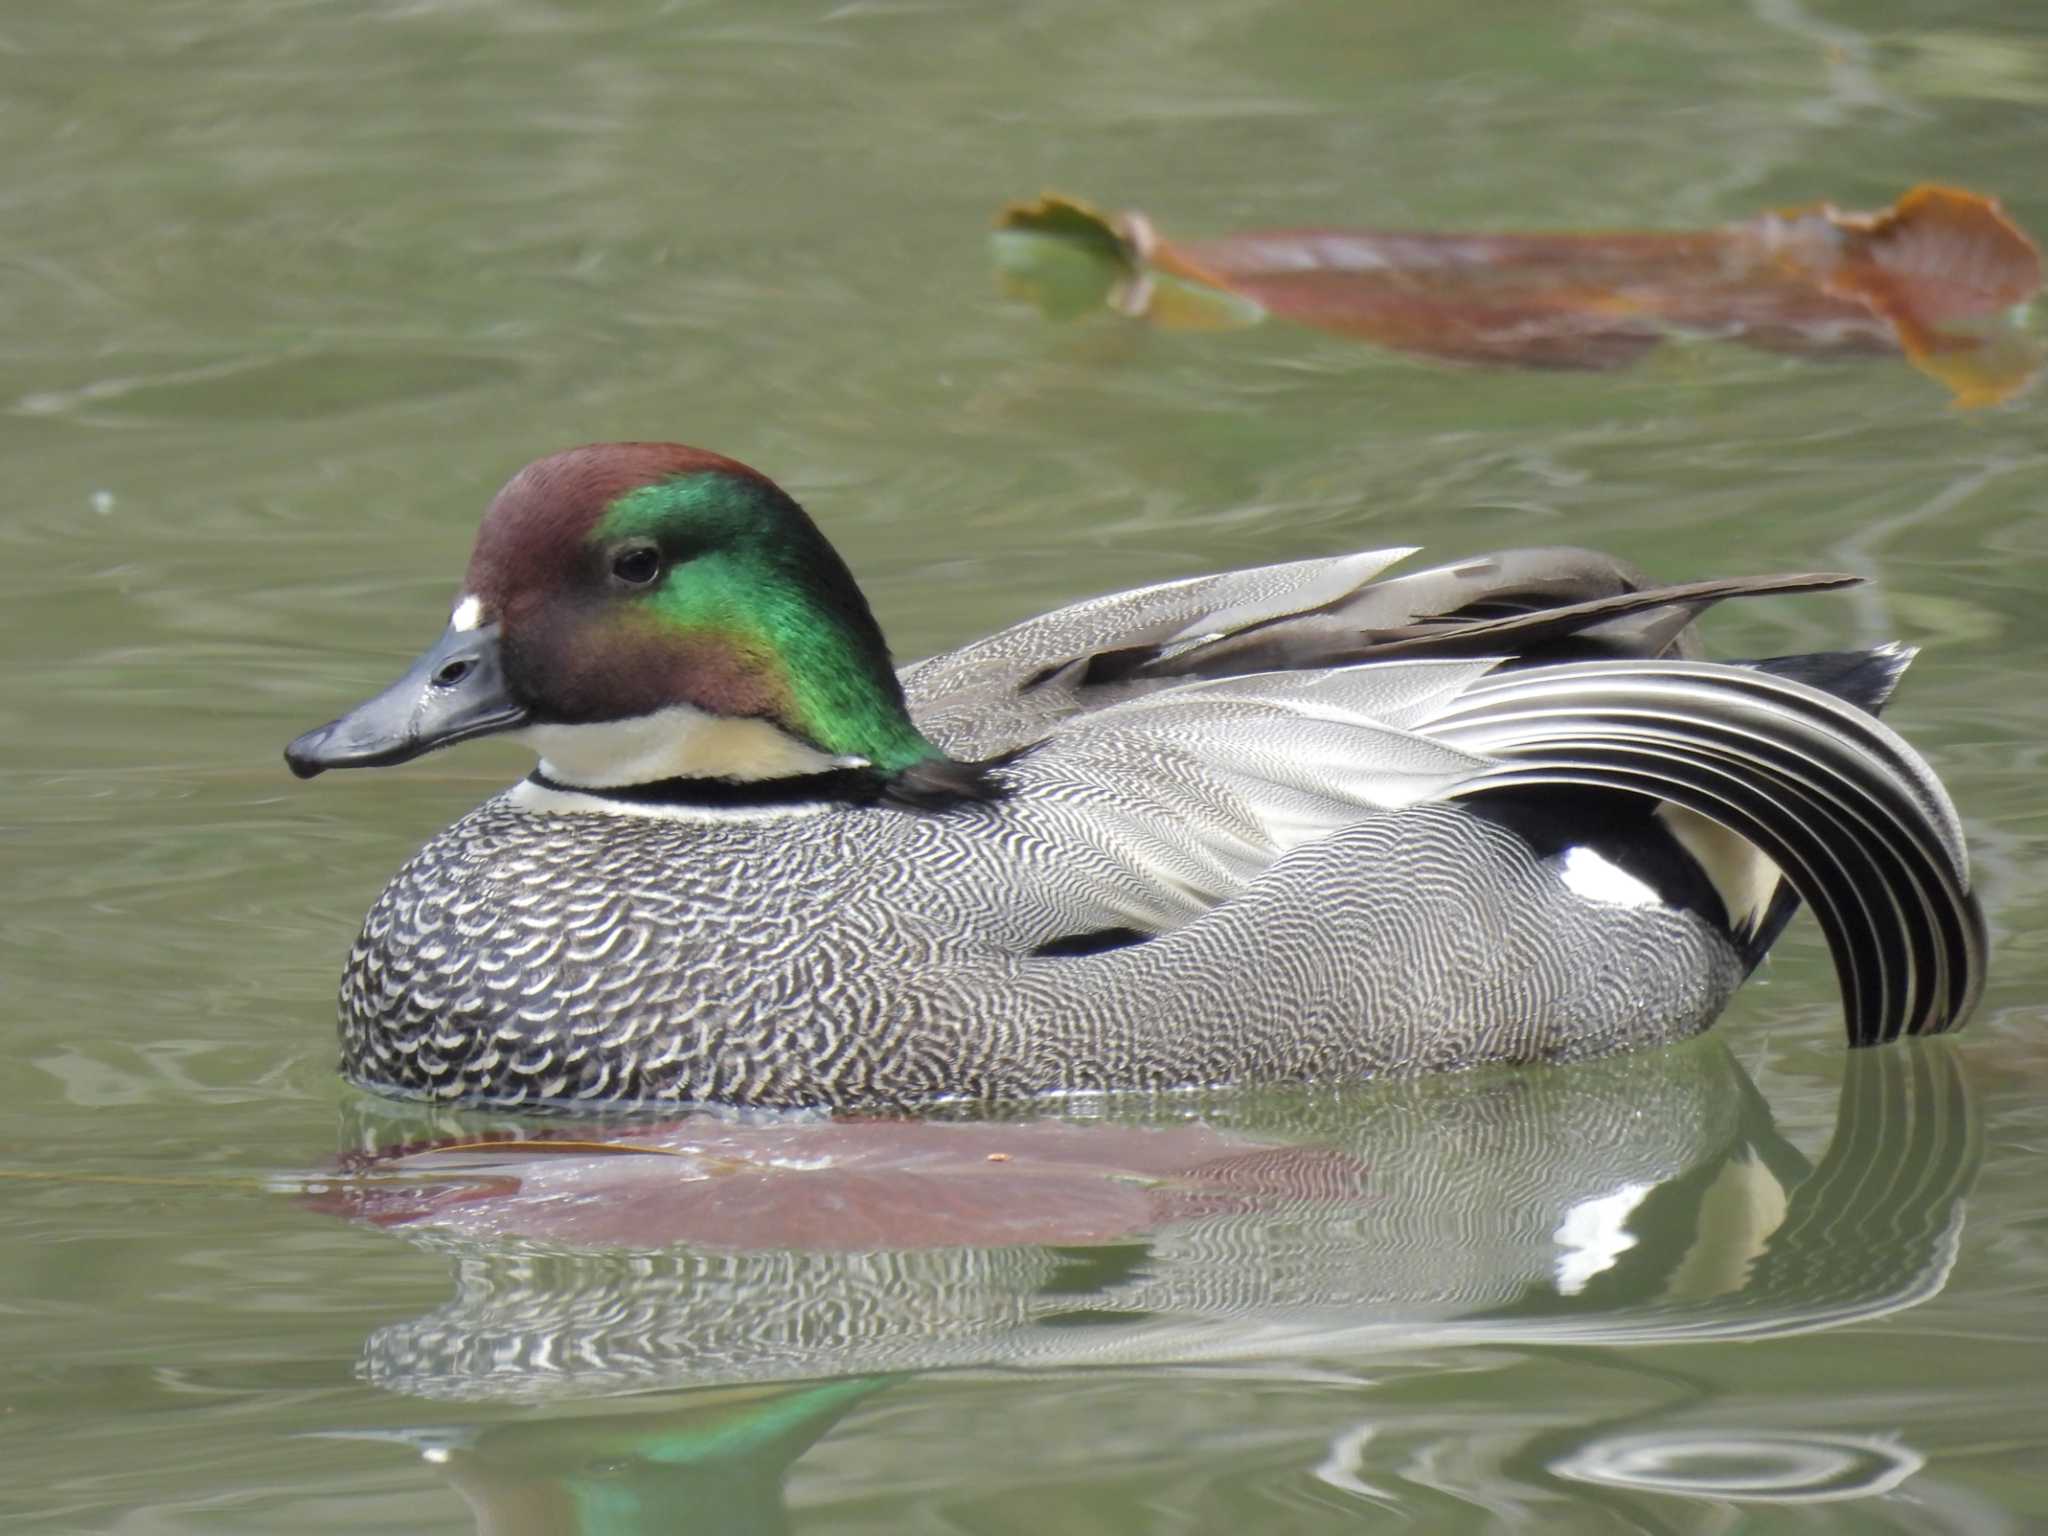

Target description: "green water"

left=4, top=1, right=2047, bottom=1529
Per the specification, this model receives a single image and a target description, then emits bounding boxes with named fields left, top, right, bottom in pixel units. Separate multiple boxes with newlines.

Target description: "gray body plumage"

left=338, top=547, right=1982, bottom=1107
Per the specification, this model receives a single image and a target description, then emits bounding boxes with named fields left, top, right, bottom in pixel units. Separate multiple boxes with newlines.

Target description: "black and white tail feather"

left=905, top=545, right=1983, bottom=1048
left=1429, top=655, right=1982, bottom=1043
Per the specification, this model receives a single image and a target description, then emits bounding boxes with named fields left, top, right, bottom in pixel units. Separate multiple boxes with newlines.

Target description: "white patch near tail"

left=1657, top=805, right=1783, bottom=936
left=1557, top=846, right=1661, bottom=909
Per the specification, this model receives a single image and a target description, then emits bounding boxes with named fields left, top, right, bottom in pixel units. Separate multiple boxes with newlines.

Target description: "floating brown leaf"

left=994, top=185, right=2041, bottom=406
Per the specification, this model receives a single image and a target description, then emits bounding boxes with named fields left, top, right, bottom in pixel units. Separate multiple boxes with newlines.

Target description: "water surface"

left=4, top=1, right=2047, bottom=1529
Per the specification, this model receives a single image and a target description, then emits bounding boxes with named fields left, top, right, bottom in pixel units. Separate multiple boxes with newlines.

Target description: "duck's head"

left=285, top=443, right=966, bottom=800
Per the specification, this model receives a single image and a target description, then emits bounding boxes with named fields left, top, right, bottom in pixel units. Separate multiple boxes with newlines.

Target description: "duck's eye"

left=609, top=542, right=663, bottom=587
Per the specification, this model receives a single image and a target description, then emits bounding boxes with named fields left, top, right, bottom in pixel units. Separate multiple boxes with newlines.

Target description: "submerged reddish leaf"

left=994, top=185, right=2042, bottom=406
left=303, top=1116, right=1373, bottom=1251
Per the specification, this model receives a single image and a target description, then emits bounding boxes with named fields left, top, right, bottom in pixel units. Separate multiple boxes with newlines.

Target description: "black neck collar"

left=525, top=766, right=886, bottom=809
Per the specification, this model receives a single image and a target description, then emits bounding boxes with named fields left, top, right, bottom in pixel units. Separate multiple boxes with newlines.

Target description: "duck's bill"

left=285, top=621, right=530, bottom=779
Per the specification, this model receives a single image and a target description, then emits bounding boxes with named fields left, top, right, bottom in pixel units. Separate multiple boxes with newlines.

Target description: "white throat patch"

left=516, top=705, right=861, bottom=790
left=507, top=777, right=838, bottom=823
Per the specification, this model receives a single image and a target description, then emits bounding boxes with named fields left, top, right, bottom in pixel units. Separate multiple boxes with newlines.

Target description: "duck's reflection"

left=388, top=1379, right=885, bottom=1536
left=314, top=1041, right=1976, bottom=1530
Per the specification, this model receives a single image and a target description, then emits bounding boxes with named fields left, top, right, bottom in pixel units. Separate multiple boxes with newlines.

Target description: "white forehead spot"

left=449, top=594, right=484, bottom=632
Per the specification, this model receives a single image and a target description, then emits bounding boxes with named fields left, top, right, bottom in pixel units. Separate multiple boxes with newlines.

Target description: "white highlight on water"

left=1553, top=1181, right=1654, bottom=1295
